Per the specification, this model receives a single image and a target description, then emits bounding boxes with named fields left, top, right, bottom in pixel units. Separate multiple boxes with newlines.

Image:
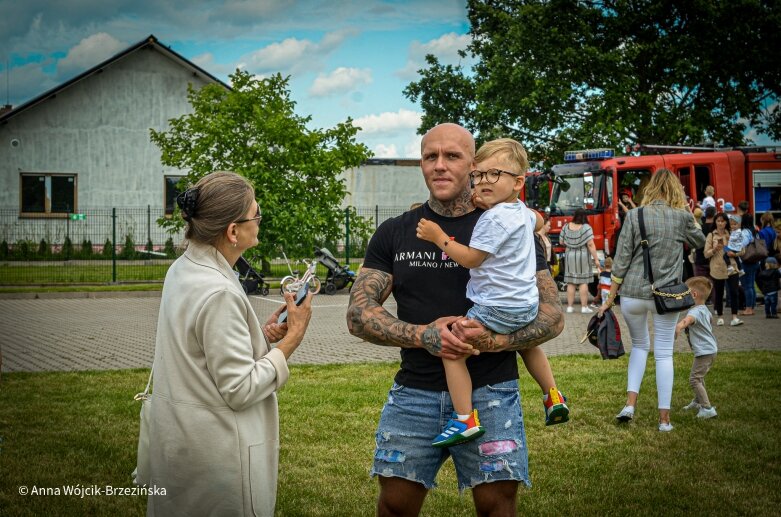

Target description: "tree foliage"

left=405, top=0, right=781, bottom=167
left=151, top=69, right=372, bottom=259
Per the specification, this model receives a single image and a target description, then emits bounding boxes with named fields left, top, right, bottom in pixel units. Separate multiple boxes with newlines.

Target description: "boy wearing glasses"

left=417, top=138, right=568, bottom=447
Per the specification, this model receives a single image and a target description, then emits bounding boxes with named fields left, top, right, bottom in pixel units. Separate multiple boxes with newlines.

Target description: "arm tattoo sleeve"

left=346, top=268, right=429, bottom=350
left=474, top=269, right=564, bottom=352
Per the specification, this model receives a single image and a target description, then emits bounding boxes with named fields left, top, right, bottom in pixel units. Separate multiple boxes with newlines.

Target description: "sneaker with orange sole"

left=432, top=409, right=485, bottom=448
left=544, top=388, right=570, bottom=426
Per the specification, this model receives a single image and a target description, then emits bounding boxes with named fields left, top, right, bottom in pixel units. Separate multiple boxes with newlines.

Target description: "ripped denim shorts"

left=370, top=380, right=530, bottom=491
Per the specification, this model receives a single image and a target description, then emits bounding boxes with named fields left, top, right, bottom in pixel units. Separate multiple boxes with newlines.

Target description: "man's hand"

left=416, top=218, right=448, bottom=244
left=450, top=318, right=498, bottom=352
left=423, top=316, right=479, bottom=360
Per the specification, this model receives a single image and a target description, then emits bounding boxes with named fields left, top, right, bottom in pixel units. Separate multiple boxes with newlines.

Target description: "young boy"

left=599, top=257, right=613, bottom=304
left=757, top=257, right=780, bottom=318
left=725, top=214, right=745, bottom=276
left=417, top=138, right=568, bottom=448
left=675, top=276, right=718, bottom=419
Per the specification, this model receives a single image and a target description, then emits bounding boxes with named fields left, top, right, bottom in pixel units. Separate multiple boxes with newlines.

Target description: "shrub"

left=38, top=238, right=51, bottom=259
left=80, top=239, right=93, bottom=258
left=145, top=239, right=154, bottom=253
left=102, top=238, right=114, bottom=259
left=61, top=236, right=73, bottom=259
left=14, top=240, right=32, bottom=260
left=119, top=235, right=136, bottom=260
left=0, top=240, right=8, bottom=260
left=164, top=237, right=176, bottom=258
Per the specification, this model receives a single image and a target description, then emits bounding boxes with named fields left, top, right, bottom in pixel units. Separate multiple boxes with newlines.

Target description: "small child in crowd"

left=599, top=257, right=612, bottom=305
left=676, top=276, right=719, bottom=419
left=417, top=138, right=568, bottom=447
left=757, top=257, right=780, bottom=319
left=724, top=214, right=745, bottom=276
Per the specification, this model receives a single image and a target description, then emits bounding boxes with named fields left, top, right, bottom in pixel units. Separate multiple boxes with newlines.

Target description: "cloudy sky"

left=0, top=0, right=474, bottom=158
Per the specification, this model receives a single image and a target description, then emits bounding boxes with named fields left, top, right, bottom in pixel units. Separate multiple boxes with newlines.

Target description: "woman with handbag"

left=145, top=171, right=313, bottom=516
left=704, top=213, right=743, bottom=327
left=597, top=169, right=705, bottom=432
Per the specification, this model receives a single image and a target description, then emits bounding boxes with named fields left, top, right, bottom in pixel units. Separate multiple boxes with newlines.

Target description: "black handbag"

left=638, top=208, right=695, bottom=315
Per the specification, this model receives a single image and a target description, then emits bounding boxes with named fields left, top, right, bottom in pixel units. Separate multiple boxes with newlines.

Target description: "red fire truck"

left=543, top=146, right=781, bottom=257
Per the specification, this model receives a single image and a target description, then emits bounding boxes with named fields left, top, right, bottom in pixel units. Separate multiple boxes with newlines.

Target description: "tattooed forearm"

left=347, top=268, right=422, bottom=349
left=504, top=270, right=564, bottom=351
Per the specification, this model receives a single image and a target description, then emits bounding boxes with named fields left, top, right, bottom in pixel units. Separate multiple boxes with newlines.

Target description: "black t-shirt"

left=362, top=202, right=547, bottom=391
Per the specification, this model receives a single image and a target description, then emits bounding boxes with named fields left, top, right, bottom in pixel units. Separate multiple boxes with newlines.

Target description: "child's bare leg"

left=443, top=357, right=472, bottom=416
left=520, top=346, right=556, bottom=394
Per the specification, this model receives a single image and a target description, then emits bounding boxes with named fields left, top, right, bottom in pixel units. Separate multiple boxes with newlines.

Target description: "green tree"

left=151, top=69, right=372, bottom=260
left=405, top=0, right=781, bottom=168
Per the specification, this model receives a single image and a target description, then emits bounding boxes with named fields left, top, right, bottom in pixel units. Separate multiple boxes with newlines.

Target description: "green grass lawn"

left=1, top=352, right=780, bottom=516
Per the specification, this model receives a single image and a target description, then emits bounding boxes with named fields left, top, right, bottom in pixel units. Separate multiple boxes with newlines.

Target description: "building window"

left=165, top=176, right=185, bottom=215
left=20, top=173, right=77, bottom=216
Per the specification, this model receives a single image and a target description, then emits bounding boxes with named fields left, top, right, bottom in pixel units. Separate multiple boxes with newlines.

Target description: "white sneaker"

left=730, top=318, right=743, bottom=326
left=682, top=399, right=700, bottom=411
left=581, top=306, right=594, bottom=314
left=566, top=306, right=574, bottom=313
left=616, top=405, right=635, bottom=422
left=697, top=406, right=718, bottom=419
left=717, top=318, right=724, bottom=326
left=658, top=422, right=674, bottom=432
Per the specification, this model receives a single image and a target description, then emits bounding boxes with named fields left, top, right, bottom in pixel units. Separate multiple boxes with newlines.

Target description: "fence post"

left=375, top=205, right=379, bottom=231
left=147, top=205, right=151, bottom=245
left=344, top=207, right=350, bottom=264
left=65, top=212, right=70, bottom=261
left=112, top=207, right=117, bottom=283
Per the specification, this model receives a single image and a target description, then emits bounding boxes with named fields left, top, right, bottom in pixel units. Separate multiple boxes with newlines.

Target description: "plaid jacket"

left=612, top=201, right=705, bottom=299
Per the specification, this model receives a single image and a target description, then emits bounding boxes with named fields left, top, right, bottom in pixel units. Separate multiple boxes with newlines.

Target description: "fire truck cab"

left=546, top=146, right=781, bottom=257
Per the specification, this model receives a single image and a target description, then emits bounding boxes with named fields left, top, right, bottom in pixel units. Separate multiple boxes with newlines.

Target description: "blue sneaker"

left=432, top=409, right=485, bottom=448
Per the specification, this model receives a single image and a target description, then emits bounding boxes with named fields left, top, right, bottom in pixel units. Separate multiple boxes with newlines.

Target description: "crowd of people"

left=137, top=126, right=780, bottom=516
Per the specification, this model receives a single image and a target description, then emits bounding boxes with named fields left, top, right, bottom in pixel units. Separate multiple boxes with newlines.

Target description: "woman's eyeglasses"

left=469, top=168, right=520, bottom=184
left=235, top=206, right=262, bottom=224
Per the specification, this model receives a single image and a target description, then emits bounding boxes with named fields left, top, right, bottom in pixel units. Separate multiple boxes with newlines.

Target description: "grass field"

left=1, top=352, right=779, bottom=516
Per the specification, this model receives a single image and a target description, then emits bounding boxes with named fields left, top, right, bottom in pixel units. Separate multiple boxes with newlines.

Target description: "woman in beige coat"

left=146, top=171, right=312, bottom=516
left=704, top=212, right=743, bottom=327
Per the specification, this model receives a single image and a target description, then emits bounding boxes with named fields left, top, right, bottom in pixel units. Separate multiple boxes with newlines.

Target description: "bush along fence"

left=0, top=206, right=408, bottom=286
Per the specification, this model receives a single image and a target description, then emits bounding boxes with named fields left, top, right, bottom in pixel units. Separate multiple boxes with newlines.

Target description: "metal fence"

left=0, top=206, right=409, bottom=285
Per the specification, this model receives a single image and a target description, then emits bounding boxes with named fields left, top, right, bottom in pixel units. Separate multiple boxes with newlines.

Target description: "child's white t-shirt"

left=685, top=304, right=718, bottom=356
left=466, top=201, right=538, bottom=309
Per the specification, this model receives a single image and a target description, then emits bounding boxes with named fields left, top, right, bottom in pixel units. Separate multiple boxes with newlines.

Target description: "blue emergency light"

left=564, top=148, right=615, bottom=162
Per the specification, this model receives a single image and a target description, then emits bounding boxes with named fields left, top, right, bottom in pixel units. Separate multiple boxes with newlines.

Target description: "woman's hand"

left=597, top=302, right=611, bottom=318
left=263, top=301, right=288, bottom=343
left=264, top=291, right=313, bottom=352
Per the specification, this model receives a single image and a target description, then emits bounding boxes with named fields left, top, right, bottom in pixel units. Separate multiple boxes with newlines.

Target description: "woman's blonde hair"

left=475, top=138, right=529, bottom=173
left=640, top=168, right=687, bottom=209
left=184, top=171, right=255, bottom=246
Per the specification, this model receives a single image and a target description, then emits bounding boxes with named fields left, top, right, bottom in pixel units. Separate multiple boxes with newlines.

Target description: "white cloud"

left=56, top=32, right=126, bottom=78
left=241, top=29, right=356, bottom=76
left=191, top=52, right=234, bottom=76
left=309, top=67, right=372, bottom=98
left=396, top=32, right=472, bottom=80
left=352, top=109, right=422, bottom=135
left=4, top=60, right=59, bottom=106
left=373, top=144, right=399, bottom=158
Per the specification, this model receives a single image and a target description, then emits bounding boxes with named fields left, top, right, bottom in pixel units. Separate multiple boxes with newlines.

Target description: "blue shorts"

left=371, top=380, right=530, bottom=491
left=467, top=303, right=539, bottom=334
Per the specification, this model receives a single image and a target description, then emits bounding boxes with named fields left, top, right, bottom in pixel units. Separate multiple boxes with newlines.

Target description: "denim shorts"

left=466, top=303, right=539, bottom=334
left=370, top=380, right=530, bottom=491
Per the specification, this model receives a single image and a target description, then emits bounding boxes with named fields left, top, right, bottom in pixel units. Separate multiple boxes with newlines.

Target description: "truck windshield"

left=549, top=163, right=608, bottom=215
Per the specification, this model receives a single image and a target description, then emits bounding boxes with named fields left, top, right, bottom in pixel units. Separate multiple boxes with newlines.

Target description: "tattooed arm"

left=346, top=267, right=476, bottom=360
left=450, top=268, right=564, bottom=352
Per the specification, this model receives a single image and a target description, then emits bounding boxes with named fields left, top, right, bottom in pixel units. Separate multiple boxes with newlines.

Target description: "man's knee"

left=472, top=480, right=518, bottom=517
left=377, top=476, right=427, bottom=517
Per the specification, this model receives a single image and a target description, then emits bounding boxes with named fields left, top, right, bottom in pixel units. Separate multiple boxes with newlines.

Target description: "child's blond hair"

left=475, top=138, right=529, bottom=173
left=603, top=257, right=613, bottom=269
left=685, top=276, right=713, bottom=300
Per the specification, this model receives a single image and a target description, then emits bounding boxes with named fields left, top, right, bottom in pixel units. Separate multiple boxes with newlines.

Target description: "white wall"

left=341, top=161, right=429, bottom=210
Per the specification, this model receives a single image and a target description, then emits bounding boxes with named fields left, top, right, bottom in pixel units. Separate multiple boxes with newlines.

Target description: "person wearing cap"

left=757, top=257, right=780, bottom=318
left=723, top=201, right=736, bottom=214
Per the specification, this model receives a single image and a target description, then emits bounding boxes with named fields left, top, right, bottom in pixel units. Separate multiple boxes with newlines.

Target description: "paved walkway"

left=1, top=291, right=779, bottom=373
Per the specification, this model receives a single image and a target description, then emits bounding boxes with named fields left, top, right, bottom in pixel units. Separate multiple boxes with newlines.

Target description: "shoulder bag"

left=638, top=208, right=695, bottom=315
left=132, top=364, right=153, bottom=486
left=742, top=233, right=768, bottom=264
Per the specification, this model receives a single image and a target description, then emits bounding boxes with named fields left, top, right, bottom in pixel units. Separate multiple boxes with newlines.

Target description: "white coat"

left=146, top=241, right=289, bottom=516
